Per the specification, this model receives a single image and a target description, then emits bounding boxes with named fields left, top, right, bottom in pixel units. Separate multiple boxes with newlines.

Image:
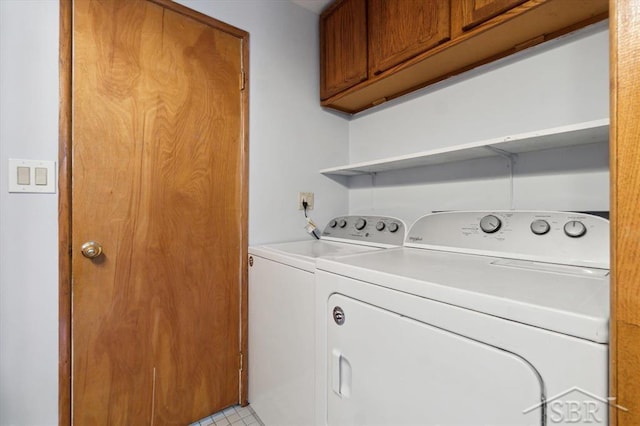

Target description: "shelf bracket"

left=369, top=171, right=378, bottom=186
left=484, top=146, right=516, bottom=210
left=483, top=145, right=514, bottom=159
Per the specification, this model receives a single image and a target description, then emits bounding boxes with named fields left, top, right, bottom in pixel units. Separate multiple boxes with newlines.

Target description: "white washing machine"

left=315, top=211, right=610, bottom=426
left=248, top=216, right=406, bottom=426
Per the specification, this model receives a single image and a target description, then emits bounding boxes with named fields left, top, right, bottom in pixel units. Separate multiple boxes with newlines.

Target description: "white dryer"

left=315, top=211, right=610, bottom=426
left=248, top=216, right=406, bottom=426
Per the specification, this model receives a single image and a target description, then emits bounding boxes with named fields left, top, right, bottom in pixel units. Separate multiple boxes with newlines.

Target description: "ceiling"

left=290, top=0, right=333, bottom=14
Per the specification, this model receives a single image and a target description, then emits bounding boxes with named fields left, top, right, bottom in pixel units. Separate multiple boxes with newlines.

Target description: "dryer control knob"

left=376, top=221, right=385, bottom=231
left=564, top=220, right=587, bottom=238
left=530, top=219, right=550, bottom=235
left=329, top=219, right=337, bottom=228
left=388, top=222, right=399, bottom=233
left=479, top=214, right=502, bottom=233
left=355, top=218, right=367, bottom=230
left=338, top=219, right=347, bottom=228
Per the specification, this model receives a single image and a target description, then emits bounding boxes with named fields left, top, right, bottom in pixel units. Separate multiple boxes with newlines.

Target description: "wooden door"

left=320, top=0, right=367, bottom=100
left=451, top=0, right=527, bottom=36
left=66, top=0, right=248, bottom=424
left=367, top=0, right=450, bottom=76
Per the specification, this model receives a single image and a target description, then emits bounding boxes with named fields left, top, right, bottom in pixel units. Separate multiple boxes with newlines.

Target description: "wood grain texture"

left=610, top=0, right=640, bottom=424
left=320, top=0, right=367, bottom=100
left=368, top=0, right=450, bottom=76
left=452, top=0, right=527, bottom=36
left=70, top=0, right=247, bottom=424
left=148, top=0, right=251, bottom=407
left=615, top=323, right=640, bottom=425
left=322, top=0, right=608, bottom=114
left=58, top=0, right=72, bottom=424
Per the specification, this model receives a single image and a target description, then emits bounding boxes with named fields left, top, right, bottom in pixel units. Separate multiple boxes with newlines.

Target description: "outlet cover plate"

left=298, top=192, right=314, bottom=210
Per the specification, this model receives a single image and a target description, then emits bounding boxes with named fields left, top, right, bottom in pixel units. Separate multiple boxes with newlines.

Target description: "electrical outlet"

left=298, top=192, right=314, bottom=210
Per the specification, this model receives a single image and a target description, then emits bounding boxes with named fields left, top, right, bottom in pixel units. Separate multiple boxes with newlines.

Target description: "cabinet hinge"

left=240, top=70, right=246, bottom=91
left=239, top=353, right=244, bottom=371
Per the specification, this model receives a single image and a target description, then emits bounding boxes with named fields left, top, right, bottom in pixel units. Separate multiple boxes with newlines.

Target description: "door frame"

left=609, top=1, right=640, bottom=425
left=58, top=1, right=250, bottom=423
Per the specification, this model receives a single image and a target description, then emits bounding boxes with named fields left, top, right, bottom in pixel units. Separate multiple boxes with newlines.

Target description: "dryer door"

left=327, top=294, right=544, bottom=425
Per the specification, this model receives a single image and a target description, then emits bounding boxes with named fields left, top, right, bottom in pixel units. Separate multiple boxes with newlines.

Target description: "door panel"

left=327, top=293, right=543, bottom=425
left=320, top=0, right=367, bottom=99
left=452, top=0, right=527, bottom=35
left=368, top=0, right=450, bottom=76
left=71, top=1, right=246, bottom=424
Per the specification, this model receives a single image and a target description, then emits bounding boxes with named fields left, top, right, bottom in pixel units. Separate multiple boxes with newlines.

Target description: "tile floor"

left=191, top=405, right=264, bottom=426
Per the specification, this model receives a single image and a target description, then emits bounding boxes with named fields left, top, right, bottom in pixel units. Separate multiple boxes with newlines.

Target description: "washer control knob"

left=338, top=219, right=347, bottom=228
left=329, top=219, right=337, bottom=228
left=530, top=219, right=550, bottom=235
left=376, top=221, right=386, bottom=231
left=564, top=220, right=587, bottom=238
left=479, top=215, right=502, bottom=233
left=355, top=218, right=367, bottom=230
left=388, top=222, right=400, bottom=233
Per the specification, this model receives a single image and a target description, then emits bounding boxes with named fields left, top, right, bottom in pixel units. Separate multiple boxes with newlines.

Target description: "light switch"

left=35, top=167, right=48, bottom=185
left=8, top=159, right=56, bottom=193
left=17, top=167, right=30, bottom=185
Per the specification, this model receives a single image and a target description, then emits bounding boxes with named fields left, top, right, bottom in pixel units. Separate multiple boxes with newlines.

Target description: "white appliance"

left=315, top=211, right=610, bottom=426
left=248, top=216, right=406, bottom=426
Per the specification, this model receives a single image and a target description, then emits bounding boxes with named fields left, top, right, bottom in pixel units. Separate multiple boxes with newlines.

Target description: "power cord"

left=302, top=200, right=320, bottom=240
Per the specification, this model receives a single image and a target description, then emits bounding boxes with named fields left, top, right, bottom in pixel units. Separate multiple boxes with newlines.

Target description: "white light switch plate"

left=8, top=159, right=56, bottom=193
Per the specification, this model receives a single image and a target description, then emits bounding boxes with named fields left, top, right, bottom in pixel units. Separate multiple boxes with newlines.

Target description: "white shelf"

left=320, top=119, right=609, bottom=176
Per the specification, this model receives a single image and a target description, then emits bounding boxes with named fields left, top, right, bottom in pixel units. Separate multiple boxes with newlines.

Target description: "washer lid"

left=249, top=240, right=383, bottom=272
left=316, top=248, right=609, bottom=343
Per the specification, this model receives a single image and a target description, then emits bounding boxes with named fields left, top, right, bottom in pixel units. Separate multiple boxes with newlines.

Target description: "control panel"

left=406, top=211, right=609, bottom=268
left=322, top=216, right=406, bottom=247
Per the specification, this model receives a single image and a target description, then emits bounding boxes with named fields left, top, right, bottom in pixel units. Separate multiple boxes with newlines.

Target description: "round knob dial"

left=530, top=219, right=550, bottom=235
left=338, top=219, right=347, bottom=228
left=329, top=219, right=337, bottom=228
left=479, top=215, right=502, bottom=233
left=388, top=222, right=399, bottom=233
left=564, top=220, right=587, bottom=238
left=375, top=221, right=385, bottom=231
left=81, top=241, right=103, bottom=259
left=355, top=218, right=367, bottom=230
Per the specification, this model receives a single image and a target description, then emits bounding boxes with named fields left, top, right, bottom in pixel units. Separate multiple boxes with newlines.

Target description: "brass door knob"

left=81, top=241, right=103, bottom=259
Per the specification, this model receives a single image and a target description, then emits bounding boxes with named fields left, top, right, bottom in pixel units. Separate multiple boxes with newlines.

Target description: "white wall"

left=347, top=22, right=609, bottom=224
left=0, top=1, right=348, bottom=425
left=0, top=1, right=60, bottom=425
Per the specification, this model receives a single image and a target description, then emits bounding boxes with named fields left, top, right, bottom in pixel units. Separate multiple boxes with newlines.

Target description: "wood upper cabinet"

left=319, top=0, right=608, bottom=114
left=451, top=0, right=527, bottom=36
left=368, top=0, right=450, bottom=76
left=320, top=0, right=367, bottom=100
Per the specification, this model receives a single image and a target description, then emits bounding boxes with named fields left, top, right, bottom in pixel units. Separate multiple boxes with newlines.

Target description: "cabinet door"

left=368, top=0, right=450, bottom=76
left=320, top=0, right=367, bottom=100
left=453, top=0, right=527, bottom=35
